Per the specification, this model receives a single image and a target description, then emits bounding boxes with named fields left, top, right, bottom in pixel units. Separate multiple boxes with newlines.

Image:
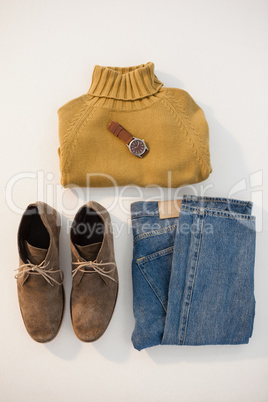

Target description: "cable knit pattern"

left=165, top=89, right=211, bottom=171
left=160, top=91, right=211, bottom=178
left=57, top=62, right=212, bottom=188
left=58, top=97, right=96, bottom=178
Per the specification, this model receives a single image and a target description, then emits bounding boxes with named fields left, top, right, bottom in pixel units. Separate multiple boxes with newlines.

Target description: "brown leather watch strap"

left=142, top=148, right=149, bottom=157
left=107, top=121, right=134, bottom=145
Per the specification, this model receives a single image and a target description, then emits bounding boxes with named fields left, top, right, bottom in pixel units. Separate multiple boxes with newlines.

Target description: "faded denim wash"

left=131, top=195, right=256, bottom=351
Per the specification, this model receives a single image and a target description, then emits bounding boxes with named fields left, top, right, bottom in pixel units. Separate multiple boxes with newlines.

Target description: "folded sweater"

left=57, top=62, right=212, bottom=188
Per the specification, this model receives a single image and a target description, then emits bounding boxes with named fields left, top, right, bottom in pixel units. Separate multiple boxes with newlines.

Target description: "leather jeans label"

left=158, top=199, right=182, bottom=219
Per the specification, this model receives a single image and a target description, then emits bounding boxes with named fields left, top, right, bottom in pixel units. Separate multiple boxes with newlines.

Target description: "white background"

left=1, top=1, right=268, bottom=401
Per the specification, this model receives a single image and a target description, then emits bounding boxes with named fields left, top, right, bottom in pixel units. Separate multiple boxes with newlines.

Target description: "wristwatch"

left=107, top=121, right=149, bottom=158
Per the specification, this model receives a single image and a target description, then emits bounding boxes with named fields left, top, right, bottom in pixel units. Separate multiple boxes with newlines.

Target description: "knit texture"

left=57, top=62, right=212, bottom=188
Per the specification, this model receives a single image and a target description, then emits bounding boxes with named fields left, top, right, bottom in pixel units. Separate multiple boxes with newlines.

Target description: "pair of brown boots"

left=15, top=201, right=118, bottom=343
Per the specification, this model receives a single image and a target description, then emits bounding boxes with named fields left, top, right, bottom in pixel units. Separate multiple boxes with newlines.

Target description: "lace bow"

left=72, top=260, right=117, bottom=282
left=15, top=259, right=64, bottom=286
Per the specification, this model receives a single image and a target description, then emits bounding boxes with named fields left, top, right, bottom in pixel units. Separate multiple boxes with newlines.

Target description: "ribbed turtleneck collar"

left=88, top=62, right=163, bottom=101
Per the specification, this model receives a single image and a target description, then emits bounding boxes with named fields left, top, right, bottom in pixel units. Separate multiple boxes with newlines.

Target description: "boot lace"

left=15, top=259, right=64, bottom=286
left=72, top=260, right=117, bottom=282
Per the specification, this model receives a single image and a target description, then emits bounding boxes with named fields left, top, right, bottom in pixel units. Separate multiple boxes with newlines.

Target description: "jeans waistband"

left=131, top=195, right=255, bottom=221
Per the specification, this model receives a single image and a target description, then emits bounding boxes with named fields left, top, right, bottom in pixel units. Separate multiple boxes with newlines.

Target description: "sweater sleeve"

left=57, top=95, right=91, bottom=185
left=167, top=88, right=212, bottom=177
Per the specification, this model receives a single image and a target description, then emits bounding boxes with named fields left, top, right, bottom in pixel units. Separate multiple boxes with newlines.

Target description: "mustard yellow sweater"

left=57, top=62, right=212, bottom=187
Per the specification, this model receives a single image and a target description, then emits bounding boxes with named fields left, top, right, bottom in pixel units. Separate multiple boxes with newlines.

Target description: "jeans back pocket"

left=137, top=246, right=174, bottom=312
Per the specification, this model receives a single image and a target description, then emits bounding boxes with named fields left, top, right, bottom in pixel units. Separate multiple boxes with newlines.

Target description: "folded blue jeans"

left=131, top=195, right=256, bottom=351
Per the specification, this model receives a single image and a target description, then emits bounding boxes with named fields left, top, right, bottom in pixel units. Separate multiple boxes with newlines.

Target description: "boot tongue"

left=24, top=240, right=48, bottom=265
left=75, top=242, right=102, bottom=261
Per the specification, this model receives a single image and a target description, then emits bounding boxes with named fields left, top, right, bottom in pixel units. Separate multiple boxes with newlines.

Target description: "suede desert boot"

left=70, top=201, right=118, bottom=342
left=15, top=202, right=64, bottom=342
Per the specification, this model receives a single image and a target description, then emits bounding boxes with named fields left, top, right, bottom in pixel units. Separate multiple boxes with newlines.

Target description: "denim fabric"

left=131, top=195, right=256, bottom=351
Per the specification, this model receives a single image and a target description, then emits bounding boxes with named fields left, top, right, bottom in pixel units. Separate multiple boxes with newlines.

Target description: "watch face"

left=129, top=139, right=146, bottom=156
